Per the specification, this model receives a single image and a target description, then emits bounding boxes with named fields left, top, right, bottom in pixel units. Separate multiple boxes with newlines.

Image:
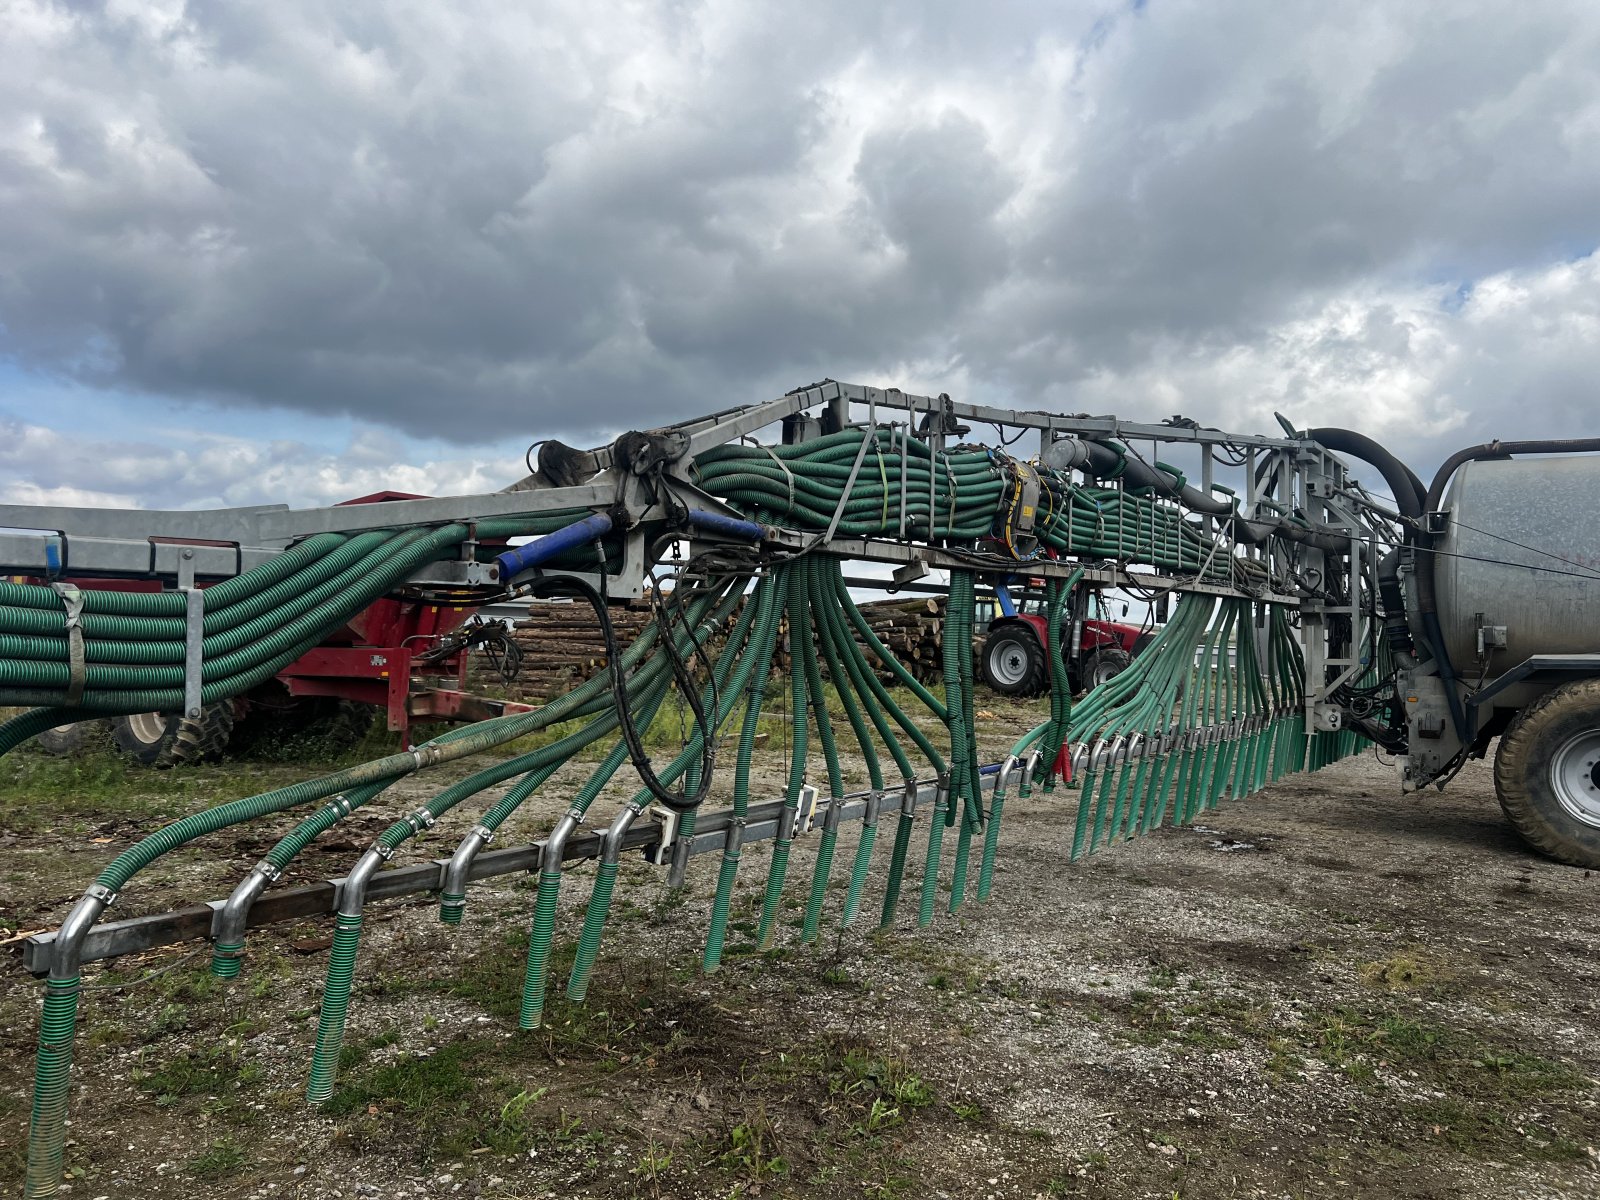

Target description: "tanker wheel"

left=34, top=719, right=111, bottom=756
left=1494, top=679, right=1600, bottom=869
left=980, top=626, right=1047, bottom=698
left=111, top=704, right=236, bottom=768
left=1080, top=646, right=1132, bottom=693
left=1131, top=631, right=1158, bottom=658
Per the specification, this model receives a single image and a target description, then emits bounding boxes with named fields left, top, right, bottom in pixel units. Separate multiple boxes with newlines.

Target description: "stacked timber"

left=472, top=599, right=656, bottom=701
left=845, top=596, right=947, bottom=685
left=468, top=592, right=970, bottom=700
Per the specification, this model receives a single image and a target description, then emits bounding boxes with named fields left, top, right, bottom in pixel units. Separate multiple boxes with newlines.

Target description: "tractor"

left=978, top=581, right=1154, bottom=697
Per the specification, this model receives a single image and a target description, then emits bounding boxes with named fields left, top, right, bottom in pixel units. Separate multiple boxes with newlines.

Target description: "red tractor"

left=978, top=582, right=1154, bottom=698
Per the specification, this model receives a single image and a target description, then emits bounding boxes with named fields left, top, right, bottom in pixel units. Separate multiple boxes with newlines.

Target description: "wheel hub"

left=126, top=711, right=169, bottom=745
left=989, top=643, right=1028, bottom=686
left=1549, top=729, right=1600, bottom=829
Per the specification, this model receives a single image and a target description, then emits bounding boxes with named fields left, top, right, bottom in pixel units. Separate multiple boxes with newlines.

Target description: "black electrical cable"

left=532, top=572, right=723, bottom=813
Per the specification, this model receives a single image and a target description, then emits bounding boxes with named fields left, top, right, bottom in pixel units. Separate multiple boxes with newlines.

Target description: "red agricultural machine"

left=978, top=580, right=1155, bottom=697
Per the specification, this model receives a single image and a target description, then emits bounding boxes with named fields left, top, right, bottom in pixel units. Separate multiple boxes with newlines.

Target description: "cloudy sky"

left=2, top=0, right=1598, bottom=512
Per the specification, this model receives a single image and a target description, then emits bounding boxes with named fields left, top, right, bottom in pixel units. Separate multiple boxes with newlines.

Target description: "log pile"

left=844, top=596, right=949, bottom=685
left=470, top=599, right=656, bottom=702
left=468, top=592, right=975, bottom=701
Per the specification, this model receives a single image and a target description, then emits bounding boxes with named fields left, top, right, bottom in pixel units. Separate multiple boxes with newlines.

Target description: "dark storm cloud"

left=3, top=0, right=1600, bottom=467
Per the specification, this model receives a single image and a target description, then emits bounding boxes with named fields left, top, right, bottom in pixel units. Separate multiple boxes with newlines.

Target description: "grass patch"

left=1357, top=950, right=1462, bottom=996
left=137, top=1043, right=263, bottom=1104
left=188, top=1136, right=249, bottom=1179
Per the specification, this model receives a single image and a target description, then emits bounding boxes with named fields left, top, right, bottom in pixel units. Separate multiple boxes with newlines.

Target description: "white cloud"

left=0, top=415, right=513, bottom=511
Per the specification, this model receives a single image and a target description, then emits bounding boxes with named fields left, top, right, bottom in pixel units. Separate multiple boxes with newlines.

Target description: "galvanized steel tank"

left=1434, top=455, right=1600, bottom=668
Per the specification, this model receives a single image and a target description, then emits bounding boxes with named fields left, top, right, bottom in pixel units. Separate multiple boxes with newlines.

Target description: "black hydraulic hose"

left=1075, top=436, right=1349, bottom=550
left=534, top=574, right=722, bottom=812
left=1376, top=546, right=1414, bottom=657
left=1305, top=428, right=1426, bottom=516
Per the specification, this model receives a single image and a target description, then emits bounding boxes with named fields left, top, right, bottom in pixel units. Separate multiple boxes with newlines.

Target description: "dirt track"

left=3, top=723, right=1599, bottom=1199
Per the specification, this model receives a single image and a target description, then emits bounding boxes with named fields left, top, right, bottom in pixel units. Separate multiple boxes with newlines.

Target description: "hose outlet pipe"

left=564, top=802, right=644, bottom=1006
left=800, top=796, right=845, bottom=943
left=900, top=777, right=921, bottom=818
left=994, top=755, right=1021, bottom=796
left=917, top=774, right=952, bottom=929
left=702, top=816, right=747, bottom=973
left=305, top=845, right=388, bottom=1104
left=840, top=791, right=884, bottom=929
left=878, top=778, right=922, bottom=929
left=439, top=824, right=496, bottom=926
left=517, top=809, right=583, bottom=1029
left=211, top=860, right=283, bottom=979
left=1022, top=748, right=1044, bottom=791
left=24, top=887, right=113, bottom=1200
left=977, top=757, right=1021, bottom=904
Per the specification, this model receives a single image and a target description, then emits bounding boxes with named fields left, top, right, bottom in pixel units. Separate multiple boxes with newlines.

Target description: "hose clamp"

left=821, top=796, right=845, bottom=834
left=407, top=807, right=438, bottom=833
left=253, top=860, right=283, bottom=885
left=371, top=842, right=396, bottom=862
left=1022, top=748, right=1044, bottom=788
left=1088, top=741, right=1109, bottom=773
left=472, top=824, right=496, bottom=844
left=84, top=882, right=118, bottom=907
left=901, top=778, right=920, bottom=817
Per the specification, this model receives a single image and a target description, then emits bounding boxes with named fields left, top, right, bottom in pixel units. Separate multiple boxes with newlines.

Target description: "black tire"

left=34, top=720, right=110, bottom=756
left=1131, top=631, right=1158, bottom=658
left=1494, top=680, right=1600, bottom=869
left=1079, top=646, right=1132, bottom=693
left=980, top=625, right=1048, bottom=698
left=110, top=705, right=235, bottom=768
